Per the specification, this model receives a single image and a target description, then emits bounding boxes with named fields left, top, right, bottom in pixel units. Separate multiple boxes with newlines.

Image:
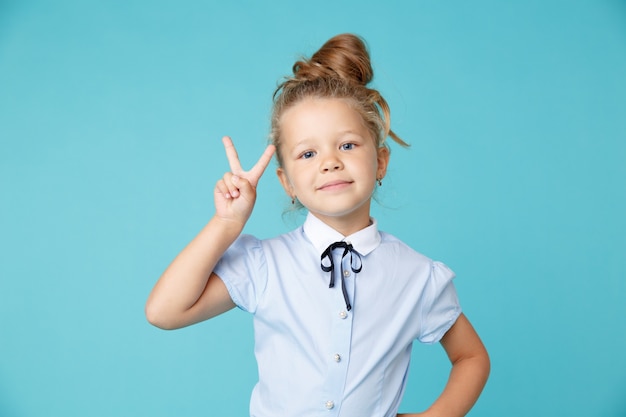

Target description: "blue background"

left=1, top=1, right=625, bottom=416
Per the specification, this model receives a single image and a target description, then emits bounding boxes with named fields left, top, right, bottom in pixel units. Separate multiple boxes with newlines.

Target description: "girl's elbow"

left=145, top=302, right=178, bottom=330
left=482, top=348, right=491, bottom=379
left=473, top=345, right=491, bottom=384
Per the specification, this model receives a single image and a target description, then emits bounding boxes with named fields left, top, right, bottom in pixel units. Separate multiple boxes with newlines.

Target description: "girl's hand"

left=214, top=136, right=275, bottom=225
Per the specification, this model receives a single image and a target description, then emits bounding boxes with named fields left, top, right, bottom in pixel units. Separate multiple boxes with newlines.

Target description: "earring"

left=377, top=178, right=382, bottom=186
left=291, top=197, right=295, bottom=205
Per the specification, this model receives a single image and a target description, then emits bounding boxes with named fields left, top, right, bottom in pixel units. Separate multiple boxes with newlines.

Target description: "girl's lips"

left=318, top=180, right=352, bottom=191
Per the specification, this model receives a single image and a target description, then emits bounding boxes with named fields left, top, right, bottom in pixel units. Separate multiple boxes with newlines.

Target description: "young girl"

left=146, top=33, right=490, bottom=417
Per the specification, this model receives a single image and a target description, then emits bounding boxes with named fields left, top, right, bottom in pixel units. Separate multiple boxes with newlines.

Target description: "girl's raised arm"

left=145, top=137, right=275, bottom=330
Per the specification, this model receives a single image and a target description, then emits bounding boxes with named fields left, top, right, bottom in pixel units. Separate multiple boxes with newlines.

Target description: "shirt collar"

left=302, top=212, right=381, bottom=256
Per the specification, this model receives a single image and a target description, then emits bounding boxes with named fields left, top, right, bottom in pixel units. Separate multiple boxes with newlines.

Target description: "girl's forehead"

left=280, top=98, right=366, bottom=132
left=282, top=96, right=349, bottom=115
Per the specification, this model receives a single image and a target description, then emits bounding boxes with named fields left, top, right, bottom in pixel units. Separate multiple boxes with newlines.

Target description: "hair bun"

left=292, top=33, right=373, bottom=86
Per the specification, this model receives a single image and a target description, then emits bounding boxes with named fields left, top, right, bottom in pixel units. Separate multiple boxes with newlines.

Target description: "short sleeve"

left=213, top=234, right=268, bottom=314
left=418, top=261, right=462, bottom=344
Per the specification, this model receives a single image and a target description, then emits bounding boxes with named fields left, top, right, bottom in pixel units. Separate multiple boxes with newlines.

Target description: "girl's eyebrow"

left=288, top=129, right=366, bottom=152
left=291, top=138, right=315, bottom=149
left=296, top=130, right=363, bottom=144
left=338, top=129, right=366, bottom=138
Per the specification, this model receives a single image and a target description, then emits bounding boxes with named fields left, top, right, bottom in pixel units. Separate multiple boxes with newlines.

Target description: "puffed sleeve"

left=213, top=234, right=268, bottom=314
left=418, top=261, right=462, bottom=344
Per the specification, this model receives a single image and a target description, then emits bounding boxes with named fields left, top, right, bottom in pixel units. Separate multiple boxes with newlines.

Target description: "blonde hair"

left=270, top=33, right=408, bottom=166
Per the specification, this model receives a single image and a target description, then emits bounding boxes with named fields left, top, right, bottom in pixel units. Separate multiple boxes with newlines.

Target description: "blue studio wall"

left=1, top=1, right=625, bottom=416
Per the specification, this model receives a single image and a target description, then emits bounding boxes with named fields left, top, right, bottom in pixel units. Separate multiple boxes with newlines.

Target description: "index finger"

left=248, top=144, right=276, bottom=183
left=222, top=136, right=243, bottom=173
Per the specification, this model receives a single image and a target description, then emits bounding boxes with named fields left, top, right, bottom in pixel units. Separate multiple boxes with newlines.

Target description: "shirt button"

left=334, top=353, right=341, bottom=362
left=339, top=311, right=348, bottom=319
left=325, top=400, right=335, bottom=410
left=343, top=270, right=350, bottom=277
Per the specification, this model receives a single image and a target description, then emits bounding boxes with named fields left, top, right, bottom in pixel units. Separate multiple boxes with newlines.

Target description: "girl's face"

left=277, top=97, right=389, bottom=235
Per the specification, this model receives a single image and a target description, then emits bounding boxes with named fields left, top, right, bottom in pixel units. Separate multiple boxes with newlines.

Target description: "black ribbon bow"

left=320, top=241, right=362, bottom=311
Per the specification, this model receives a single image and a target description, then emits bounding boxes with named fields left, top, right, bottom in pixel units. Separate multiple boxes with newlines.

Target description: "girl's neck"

left=309, top=211, right=372, bottom=237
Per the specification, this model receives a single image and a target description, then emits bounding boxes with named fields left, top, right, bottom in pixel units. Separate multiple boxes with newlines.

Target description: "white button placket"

left=322, top=249, right=356, bottom=414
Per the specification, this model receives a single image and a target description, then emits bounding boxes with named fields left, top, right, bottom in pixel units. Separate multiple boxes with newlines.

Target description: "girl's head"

left=270, top=33, right=408, bottom=167
left=271, top=34, right=407, bottom=233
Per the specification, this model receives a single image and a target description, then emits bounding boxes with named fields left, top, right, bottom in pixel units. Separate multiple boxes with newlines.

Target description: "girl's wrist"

left=210, top=215, right=246, bottom=235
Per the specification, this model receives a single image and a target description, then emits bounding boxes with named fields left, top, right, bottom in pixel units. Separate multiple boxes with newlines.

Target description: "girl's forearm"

left=397, top=353, right=489, bottom=417
left=399, top=315, right=490, bottom=417
left=420, top=352, right=490, bottom=417
left=145, top=216, right=243, bottom=329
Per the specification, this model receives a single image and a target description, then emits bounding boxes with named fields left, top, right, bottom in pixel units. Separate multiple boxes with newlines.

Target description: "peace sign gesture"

left=214, top=136, right=276, bottom=224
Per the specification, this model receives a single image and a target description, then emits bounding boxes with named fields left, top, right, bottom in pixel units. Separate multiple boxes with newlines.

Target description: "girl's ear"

left=276, top=167, right=295, bottom=198
left=376, top=146, right=390, bottom=180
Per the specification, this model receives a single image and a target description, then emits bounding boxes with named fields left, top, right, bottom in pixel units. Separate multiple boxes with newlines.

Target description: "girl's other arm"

left=145, top=137, right=275, bottom=330
left=398, top=313, right=490, bottom=417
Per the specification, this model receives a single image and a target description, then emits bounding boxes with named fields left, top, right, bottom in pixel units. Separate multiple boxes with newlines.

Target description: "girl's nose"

left=320, top=153, right=343, bottom=172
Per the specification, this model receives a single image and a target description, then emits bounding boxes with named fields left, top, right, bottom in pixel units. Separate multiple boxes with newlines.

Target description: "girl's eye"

left=341, top=143, right=355, bottom=150
left=301, top=150, right=316, bottom=159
